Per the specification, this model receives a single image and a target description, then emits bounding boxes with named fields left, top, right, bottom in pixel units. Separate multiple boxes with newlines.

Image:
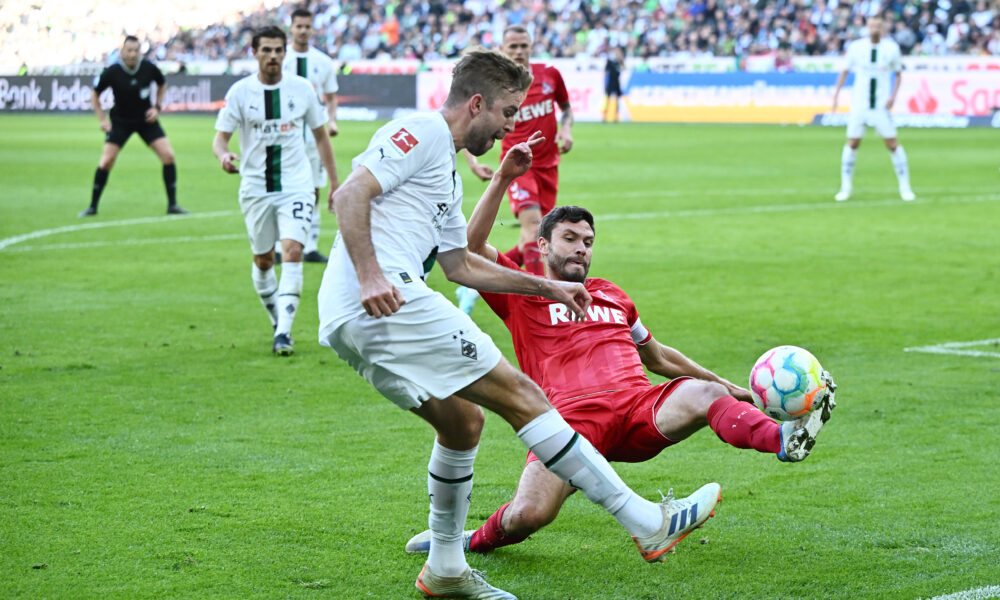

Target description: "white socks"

left=251, top=263, right=278, bottom=328
left=275, top=261, right=303, bottom=337
left=426, top=440, right=477, bottom=577
left=517, top=409, right=663, bottom=538
left=840, top=144, right=857, bottom=191
left=305, top=207, right=321, bottom=255
left=891, top=145, right=912, bottom=190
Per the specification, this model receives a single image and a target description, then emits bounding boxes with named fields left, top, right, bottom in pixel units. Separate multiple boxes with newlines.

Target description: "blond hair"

left=445, top=47, right=532, bottom=109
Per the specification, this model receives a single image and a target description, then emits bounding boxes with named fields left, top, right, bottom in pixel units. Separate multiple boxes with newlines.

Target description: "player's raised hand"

left=219, top=153, right=240, bottom=174
left=360, top=272, right=406, bottom=318
left=497, top=131, right=545, bottom=180
left=543, top=279, right=592, bottom=322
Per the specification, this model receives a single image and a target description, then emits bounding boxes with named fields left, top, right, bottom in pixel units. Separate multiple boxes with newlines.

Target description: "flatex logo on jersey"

left=515, top=98, right=554, bottom=123
left=549, top=303, right=627, bottom=325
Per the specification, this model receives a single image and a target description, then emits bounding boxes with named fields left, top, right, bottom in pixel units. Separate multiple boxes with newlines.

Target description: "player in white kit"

left=832, top=14, right=915, bottom=202
left=318, top=49, right=709, bottom=599
left=280, top=7, right=339, bottom=264
left=212, top=26, right=338, bottom=356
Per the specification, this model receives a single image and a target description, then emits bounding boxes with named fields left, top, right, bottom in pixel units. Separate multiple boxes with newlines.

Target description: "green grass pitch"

left=1, top=114, right=999, bottom=599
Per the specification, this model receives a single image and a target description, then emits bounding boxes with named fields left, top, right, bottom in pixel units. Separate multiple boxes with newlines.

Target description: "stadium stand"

left=2, top=0, right=997, bottom=75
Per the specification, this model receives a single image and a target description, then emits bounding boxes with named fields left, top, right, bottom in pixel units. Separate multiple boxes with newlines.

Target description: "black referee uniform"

left=92, top=59, right=167, bottom=146
left=81, top=58, right=185, bottom=216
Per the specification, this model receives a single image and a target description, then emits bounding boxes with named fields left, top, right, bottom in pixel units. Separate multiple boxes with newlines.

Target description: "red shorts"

left=527, top=377, right=692, bottom=465
left=507, top=164, right=559, bottom=217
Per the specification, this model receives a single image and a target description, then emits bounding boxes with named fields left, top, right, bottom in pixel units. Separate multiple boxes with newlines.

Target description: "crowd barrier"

left=2, top=69, right=996, bottom=128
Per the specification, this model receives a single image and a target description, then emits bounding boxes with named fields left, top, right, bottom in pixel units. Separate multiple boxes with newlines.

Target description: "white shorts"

left=239, top=190, right=313, bottom=255
left=322, top=293, right=503, bottom=410
left=305, top=142, right=326, bottom=190
left=846, top=108, right=897, bottom=139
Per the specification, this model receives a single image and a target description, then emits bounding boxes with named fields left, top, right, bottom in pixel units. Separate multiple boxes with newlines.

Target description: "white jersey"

left=845, top=38, right=902, bottom=112
left=215, top=74, right=327, bottom=195
left=318, top=111, right=467, bottom=337
left=282, top=46, right=339, bottom=99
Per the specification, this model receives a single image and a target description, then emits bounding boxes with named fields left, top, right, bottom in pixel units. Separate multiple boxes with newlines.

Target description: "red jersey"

left=501, top=63, right=569, bottom=169
left=481, top=253, right=653, bottom=405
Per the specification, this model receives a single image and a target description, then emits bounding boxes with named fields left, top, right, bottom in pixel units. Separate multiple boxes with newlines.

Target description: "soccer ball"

left=749, top=345, right=826, bottom=421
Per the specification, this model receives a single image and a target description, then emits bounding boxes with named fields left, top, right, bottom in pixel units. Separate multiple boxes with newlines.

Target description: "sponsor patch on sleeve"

left=389, top=128, right=419, bottom=154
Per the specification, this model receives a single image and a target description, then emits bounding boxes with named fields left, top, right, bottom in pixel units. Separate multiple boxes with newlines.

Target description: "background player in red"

left=458, top=24, right=574, bottom=314
left=407, top=189, right=837, bottom=560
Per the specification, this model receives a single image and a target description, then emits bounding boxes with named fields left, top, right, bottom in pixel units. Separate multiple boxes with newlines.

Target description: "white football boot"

left=415, top=563, right=516, bottom=599
left=899, top=186, right=916, bottom=202
left=778, top=370, right=837, bottom=462
left=834, top=186, right=851, bottom=202
left=632, top=483, right=721, bottom=563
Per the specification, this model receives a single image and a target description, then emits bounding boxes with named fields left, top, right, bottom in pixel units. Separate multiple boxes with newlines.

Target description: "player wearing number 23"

left=213, top=26, right=338, bottom=356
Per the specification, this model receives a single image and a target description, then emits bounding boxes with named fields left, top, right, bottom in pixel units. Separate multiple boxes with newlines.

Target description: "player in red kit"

left=458, top=24, right=574, bottom=314
left=407, top=173, right=837, bottom=561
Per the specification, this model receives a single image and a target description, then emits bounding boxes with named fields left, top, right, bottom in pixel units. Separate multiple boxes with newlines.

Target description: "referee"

left=80, top=35, right=187, bottom=217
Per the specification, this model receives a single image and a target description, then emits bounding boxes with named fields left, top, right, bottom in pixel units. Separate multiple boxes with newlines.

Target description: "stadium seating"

left=2, top=0, right=997, bottom=75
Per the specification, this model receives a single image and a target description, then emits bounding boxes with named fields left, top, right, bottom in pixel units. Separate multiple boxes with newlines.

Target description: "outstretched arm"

left=638, top=337, right=752, bottom=402
left=467, top=132, right=545, bottom=263
left=437, top=246, right=590, bottom=321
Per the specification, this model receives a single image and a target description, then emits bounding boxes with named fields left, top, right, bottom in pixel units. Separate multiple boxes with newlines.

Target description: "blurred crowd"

left=3, top=0, right=999, bottom=73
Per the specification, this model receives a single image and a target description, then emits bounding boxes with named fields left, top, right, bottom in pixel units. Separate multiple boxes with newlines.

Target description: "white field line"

left=2, top=190, right=999, bottom=253
left=904, top=338, right=1000, bottom=359
left=570, top=184, right=997, bottom=201
left=920, top=585, right=1000, bottom=600
left=0, top=210, right=239, bottom=251
left=5, top=233, right=247, bottom=253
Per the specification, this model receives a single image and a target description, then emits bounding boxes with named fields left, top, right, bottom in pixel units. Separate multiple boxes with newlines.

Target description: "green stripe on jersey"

left=265, top=145, right=282, bottom=192
left=297, top=57, right=307, bottom=78
left=869, top=47, right=878, bottom=109
left=264, top=89, right=280, bottom=120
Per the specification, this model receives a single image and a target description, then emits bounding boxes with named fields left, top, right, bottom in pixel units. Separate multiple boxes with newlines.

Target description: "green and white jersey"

left=215, top=74, right=327, bottom=195
left=318, top=111, right=466, bottom=337
left=282, top=46, right=338, bottom=100
left=845, top=38, right=902, bottom=111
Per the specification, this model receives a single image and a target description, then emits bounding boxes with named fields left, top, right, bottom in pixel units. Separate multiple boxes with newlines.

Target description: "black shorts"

left=106, top=118, right=166, bottom=147
left=605, top=80, right=622, bottom=96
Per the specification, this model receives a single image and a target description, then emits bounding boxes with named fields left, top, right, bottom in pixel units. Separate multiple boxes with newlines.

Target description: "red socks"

left=468, top=502, right=528, bottom=554
left=707, top=396, right=782, bottom=454
left=522, top=241, right=544, bottom=276
left=503, top=245, right=523, bottom=267
left=503, top=243, right=544, bottom=276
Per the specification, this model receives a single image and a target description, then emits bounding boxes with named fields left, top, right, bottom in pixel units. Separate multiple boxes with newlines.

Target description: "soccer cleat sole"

left=636, top=490, right=721, bottom=563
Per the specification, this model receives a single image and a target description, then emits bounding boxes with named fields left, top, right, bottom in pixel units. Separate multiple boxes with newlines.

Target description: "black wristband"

left=154, top=104, right=162, bottom=110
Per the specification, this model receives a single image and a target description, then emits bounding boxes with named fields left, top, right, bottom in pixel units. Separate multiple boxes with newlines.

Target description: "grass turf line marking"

left=4, top=192, right=998, bottom=253
left=904, top=339, right=1000, bottom=359
left=6, top=233, right=248, bottom=253
left=0, top=210, right=239, bottom=251
left=920, top=585, right=1000, bottom=600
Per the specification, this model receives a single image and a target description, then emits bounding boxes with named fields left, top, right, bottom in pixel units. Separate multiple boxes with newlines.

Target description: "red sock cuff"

left=468, top=502, right=528, bottom=553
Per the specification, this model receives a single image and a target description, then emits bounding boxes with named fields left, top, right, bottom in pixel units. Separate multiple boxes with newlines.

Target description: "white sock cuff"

left=517, top=408, right=566, bottom=447
left=842, top=145, right=857, bottom=159
left=428, top=441, right=478, bottom=480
